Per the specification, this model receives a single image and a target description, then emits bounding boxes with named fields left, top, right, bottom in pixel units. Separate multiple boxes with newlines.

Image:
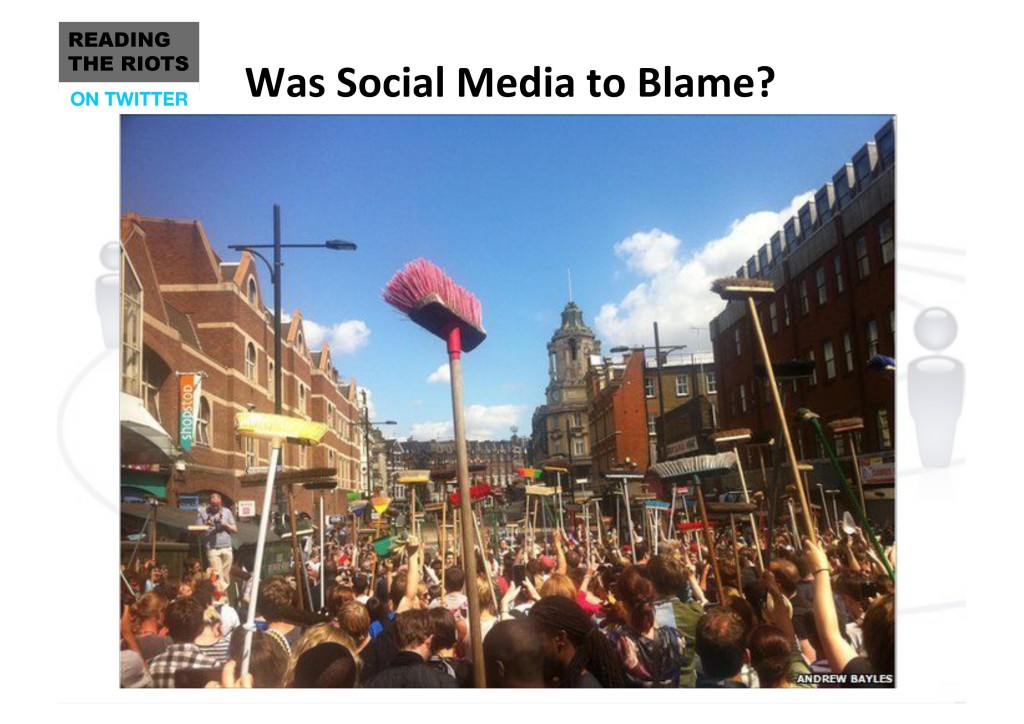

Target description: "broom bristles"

left=383, top=258, right=483, bottom=329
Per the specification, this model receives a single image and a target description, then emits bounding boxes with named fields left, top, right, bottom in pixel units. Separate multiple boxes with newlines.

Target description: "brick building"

left=119, top=214, right=364, bottom=517
left=709, top=119, right=896, bottom=480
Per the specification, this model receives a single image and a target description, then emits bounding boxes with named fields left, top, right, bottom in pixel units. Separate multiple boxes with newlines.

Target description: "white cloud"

left=301, top=318, right=371, bottom=355
left=408, top=404, right=527, bottom=441
left=595, top=193, right=813, bottom=350
left=426, top=363, right=451, bottom=384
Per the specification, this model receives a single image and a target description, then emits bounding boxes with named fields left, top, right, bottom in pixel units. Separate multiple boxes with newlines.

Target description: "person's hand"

left=804, top=539, right=829, bottom=572
left=501, top=584, right=520, bottom=610
left=406, top=535, right=420, bottom=554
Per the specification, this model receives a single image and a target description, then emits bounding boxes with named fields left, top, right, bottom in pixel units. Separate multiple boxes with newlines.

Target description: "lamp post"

left=359, top=389, right=397, bottom=495
left=229, top=204, right=356, bottom=514
left=611, top=322, right=686, bottom=464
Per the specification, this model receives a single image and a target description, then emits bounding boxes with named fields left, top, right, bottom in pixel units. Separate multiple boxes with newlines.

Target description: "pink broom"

left=383, top=258, right=487, bottom=688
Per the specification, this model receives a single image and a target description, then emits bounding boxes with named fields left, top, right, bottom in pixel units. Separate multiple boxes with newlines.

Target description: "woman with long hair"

left=603, top=566, right=688, bottom=687
left=528, top=596, right=626, bottom=688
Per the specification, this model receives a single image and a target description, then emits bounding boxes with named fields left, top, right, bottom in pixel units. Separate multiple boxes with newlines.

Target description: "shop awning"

left=121, top=392, right=179, bottom=465
left=121, top=469, right=169, bottom=501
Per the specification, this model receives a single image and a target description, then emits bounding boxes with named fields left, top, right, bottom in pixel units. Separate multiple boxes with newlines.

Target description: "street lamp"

left=229, top=204, right=357, bottom=513
left=611, top=321, right=686, bottom=464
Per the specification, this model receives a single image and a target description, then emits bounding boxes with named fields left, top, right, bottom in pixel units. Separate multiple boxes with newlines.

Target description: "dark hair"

left=365, top=596, right=389, bottom=624
left=607, top=566, right=656, bottom=634
left=426, top=607, right=458, bottom=652
left=192, top=578, right=217, bottom=609
left=768, top=559, right=799, bottom=597
left=326, top=585, right=355, bottom=618
left=724, top=596, right=757, bottom=640
left=444, top=566, right=465, bottom=593
left=257, top=576, right=298, bottom=621
left=164, top=597, right=205, bottom=643
left=695, top=608, right=747, bottom=680
left=228, top=627, right=289, bottom=688
left=484, top=619, right=544, bottom=688
left=394, top=608, right=435, bottom=649
left=748, top=624, right=791, bottom=687
left=335, top=601, right=370, bottom=644
left=529, top=595, right=626, bottom=688
left=645, top=555, right=686, bottom=597
left=862, top=593, right=895, bottom=675
left=387, top=572, right=409, bottom=610
left=292, top=642, right=358, bottom=688
left=793, top=552, right=814, bottom=579
left=352, top=572, right=369, bottom=596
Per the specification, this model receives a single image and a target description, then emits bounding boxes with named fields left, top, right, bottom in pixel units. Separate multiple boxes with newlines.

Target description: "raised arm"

left=805, top=540, right=857, bottom=673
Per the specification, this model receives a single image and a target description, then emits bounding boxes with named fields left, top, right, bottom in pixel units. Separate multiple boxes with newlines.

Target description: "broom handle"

left=241, top=443, right=281, bottom=679
left=695, top=481, right=724, bottom=604
left=745, top=296, right=817, bottom=546
left=286, top=484, right=307, bottom=612
left=440, top=497, right=447, bottom=593
left=847, top=432, right=868, bottom=516
left=447, top=331, right=486, bottom=688
left=730, top=513, right=743, bottom=592
left=733, top=445, right=764, bottom=572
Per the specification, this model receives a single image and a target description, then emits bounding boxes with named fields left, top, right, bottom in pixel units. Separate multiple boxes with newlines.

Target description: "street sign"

left=178, top=494, right=199, bottom=511
left=237, top=500, right=256, bottom=518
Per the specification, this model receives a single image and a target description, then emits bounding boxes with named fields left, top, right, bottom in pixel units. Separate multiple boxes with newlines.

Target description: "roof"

left=164, top=302, right=202, bottom=351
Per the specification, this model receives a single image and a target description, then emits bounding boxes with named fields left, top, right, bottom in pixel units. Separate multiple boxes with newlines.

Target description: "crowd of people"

left=119, top=512, right=895, bottom=689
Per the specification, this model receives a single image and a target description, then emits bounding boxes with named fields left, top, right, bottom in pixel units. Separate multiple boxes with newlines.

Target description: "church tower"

left=541, top=301, right=600, bottom=480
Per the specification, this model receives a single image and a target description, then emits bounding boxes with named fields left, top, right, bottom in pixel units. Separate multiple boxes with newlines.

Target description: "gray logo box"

left=59, top=22, right=199, bottom=82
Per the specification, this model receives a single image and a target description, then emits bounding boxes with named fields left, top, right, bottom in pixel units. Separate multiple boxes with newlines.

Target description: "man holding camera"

left=195, top=493, right=237, bottom=589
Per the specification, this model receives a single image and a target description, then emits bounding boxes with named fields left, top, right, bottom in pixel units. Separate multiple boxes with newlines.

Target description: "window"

left=835, top=435, right=846, bottom=457
left=856, top=237, right=870, bottom=279
left=734, top=328, right=742, bottom=356
left=877, top=409, right=893, bottom=450
left=327, top=402, right=335, bottom=430
left=675, top=375, right=690, bottom=396
left=769, top=302, right=778, bottom=334
left=328, top=449, right=335, bottom=468
left=816, top=268, right=828, bottom=305
left=268, top=361, right=275, bottom=400
left=866, top=320, right=880, bottom=358
left=120, top=253, right=143, bottom=397
left=573, top=438, right=586, bottom=457
left=142, top=366, right=161, bottom=422
left=843, top=333, right=854, bottom=373
left=879, top=218, right=894, bottom=265
left=739, top=383, right=747, bottom=412
left=644, top=377, right=655, bottom=398
left=648, top=416, right=656, bottom=436
left=245, top=342, right=257, bottom=381
left=783, top=294, right=791, bottom=326
left=244, top=437, right=256, bottom=470
left=573, top=412, right=582, bottom=428
left=298, top=383, right=307, bottom=414
left=299, top=444, right=307, bottom=468
left=834, top=255, right=844, bottom=294
left=823, top=341, right=836, bottom=380
left=247, top=277, right=258, bottom=305
left=705, top=371, right=717, bottom=394
left=808, top=350, right=817, bottom=386
left=799, top=280, right=809, bottom=315
left=890, top=309, right=896, bottom=352
left=196, top=397, right=211, bottom=446
left=549, top=351, right=557, bottom=378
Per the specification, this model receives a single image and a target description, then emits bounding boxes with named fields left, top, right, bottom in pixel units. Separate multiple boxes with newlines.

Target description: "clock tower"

left=542, top=301, right=600, bottom=480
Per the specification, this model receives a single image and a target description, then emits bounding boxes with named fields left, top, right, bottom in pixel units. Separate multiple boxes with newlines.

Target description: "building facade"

left=539, top=301, right=601, bottom=481
left=709, top=119, right=896, bottom=481
left=119, top=214, right=364, bottom=517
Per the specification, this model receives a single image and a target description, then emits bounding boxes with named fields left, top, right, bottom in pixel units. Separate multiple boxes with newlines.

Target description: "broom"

left=712, top=277, right=817, bottom=546
left=383, top=258, right=488, bottom=688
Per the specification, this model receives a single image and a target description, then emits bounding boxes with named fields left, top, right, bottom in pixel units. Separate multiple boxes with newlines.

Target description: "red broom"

left=383, top=258, right=487, bottom=688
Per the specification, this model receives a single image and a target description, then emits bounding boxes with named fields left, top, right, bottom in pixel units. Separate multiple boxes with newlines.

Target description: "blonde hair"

left=284, top=623, right=360, bottom=687
left=129, top=592, right=167, bottom=630
left=540, top=573, right=577, bottom=601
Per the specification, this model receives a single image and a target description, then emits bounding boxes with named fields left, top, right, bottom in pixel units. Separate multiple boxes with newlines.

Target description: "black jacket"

left=363, top=651, right=458, bottom=688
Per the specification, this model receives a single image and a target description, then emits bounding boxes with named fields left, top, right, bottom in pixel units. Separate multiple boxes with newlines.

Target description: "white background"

left=6, top=0, right=1013, bottom=718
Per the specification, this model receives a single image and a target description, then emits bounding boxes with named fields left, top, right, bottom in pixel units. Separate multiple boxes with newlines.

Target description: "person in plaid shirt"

left=150, top=597, right=221, bottom=688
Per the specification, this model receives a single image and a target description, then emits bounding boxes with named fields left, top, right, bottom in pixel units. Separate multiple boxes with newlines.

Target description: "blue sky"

left=121, top=114, right=890, bottom=441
